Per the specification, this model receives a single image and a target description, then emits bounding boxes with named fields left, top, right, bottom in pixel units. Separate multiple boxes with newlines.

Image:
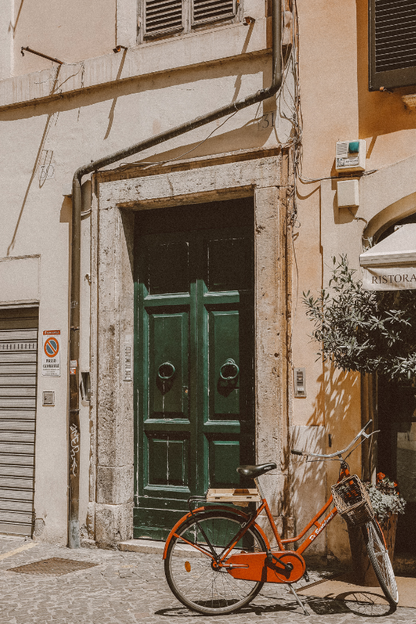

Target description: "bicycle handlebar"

left=291, top=419, right=378, bottom=460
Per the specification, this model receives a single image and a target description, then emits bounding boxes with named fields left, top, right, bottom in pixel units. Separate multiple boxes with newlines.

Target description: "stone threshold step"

left=118, top=539, right=165, bottom=554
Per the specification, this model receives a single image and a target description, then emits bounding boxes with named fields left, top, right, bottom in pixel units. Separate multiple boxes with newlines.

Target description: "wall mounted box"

left=42, top=391, right=55, bottom=406
left=337, top=179, right=359, bottom=208
left=335, top=140, right=366, bottom=172
left=294, top=367, right=306, bottom=398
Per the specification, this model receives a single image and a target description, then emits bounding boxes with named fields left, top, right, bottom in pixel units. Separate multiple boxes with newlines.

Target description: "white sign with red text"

left=42, top=330, right=61, bottom=376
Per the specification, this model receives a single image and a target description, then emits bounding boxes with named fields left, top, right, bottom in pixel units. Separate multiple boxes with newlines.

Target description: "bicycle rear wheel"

left=164, top=509, right=266, bottom=615
left=363, top=519, right=398, bottom=606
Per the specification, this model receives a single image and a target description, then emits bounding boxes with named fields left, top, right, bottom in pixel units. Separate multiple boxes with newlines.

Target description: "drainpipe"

left=68, top=0, right=283, bottom=548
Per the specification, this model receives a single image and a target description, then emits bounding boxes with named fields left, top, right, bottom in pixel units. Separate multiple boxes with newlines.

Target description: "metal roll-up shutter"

left=0, top=308, right=38, bottom=536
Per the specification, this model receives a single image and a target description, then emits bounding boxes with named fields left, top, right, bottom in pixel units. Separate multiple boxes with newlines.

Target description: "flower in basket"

left=366, top=473, right=406, bottom=524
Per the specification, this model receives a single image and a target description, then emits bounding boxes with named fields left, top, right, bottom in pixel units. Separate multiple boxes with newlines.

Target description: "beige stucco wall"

left=292, top=0, right=416, bottom=560
left=0, top=0, right=12, bottom=79
left=8, top=0, right=116, bottom=77
left=4, top=0, right=414, bottom=557
left=0, top=2, right=296, bottom=546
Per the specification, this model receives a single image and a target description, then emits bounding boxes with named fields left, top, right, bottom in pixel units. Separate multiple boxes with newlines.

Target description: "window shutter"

left=144, top=0, right=183, bottom=38
left=369, top=0, right=416, bottom=90
left=192, top=0, right=237, bottom=27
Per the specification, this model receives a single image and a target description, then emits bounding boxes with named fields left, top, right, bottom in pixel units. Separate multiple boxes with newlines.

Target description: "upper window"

left=139, top=0, right=239, bottom=41
left=369, top=0, right=416, bottom=90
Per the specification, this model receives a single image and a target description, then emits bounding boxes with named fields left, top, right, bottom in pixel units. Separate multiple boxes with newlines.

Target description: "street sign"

left=42, top=330, right=61, bottom=376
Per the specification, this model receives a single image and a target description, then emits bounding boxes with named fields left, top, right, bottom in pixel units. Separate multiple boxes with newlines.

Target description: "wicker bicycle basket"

left=331, top=475, right=374, bottom=527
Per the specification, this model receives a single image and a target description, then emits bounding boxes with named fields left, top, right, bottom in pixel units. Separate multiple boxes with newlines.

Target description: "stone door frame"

left=88, top=150, right=290, bottom=547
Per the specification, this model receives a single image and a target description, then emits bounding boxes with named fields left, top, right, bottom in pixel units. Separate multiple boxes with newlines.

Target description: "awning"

left=360, top=224, right=416, bottom=291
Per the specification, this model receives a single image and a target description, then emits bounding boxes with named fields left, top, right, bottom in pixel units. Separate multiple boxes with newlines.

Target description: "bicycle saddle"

left=236, top=463, right=277, bottom=478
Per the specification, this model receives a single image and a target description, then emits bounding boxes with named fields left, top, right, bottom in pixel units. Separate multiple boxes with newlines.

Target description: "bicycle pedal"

left=303, top=570, right=310, bottom=583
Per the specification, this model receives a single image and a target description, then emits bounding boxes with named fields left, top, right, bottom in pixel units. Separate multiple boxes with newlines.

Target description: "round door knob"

left=219, top=358, right=239, bottom=381
left=157, top=361, right=176, bottom=381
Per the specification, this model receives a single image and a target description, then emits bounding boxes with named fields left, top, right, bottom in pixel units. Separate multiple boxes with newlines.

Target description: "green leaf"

left=302, top=255, right=416, bottom=382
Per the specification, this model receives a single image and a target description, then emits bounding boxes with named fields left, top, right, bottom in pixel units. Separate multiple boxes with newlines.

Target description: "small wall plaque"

left=42, top=391, right=55, bottom=406
left=294, top=368, right=306, bottom=398
left=123, top=336, right=133, bottom=381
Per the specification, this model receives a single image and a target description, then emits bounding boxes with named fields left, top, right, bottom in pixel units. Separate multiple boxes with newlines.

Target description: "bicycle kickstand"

left=287, top=584, right=309, bottom=616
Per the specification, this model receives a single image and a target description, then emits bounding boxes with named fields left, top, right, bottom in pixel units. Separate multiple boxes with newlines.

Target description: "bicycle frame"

left=163, top=463, right=351, bottom=582
left=252, top=487, right=338, bottom=556
left=222, top=461, right=351, bottom=562
left=163, top=421, right=398, bottom=614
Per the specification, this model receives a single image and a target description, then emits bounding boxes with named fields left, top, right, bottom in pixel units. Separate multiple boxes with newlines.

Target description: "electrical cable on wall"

left=116, top=6, right=298, bottom=175
left=116, top=109, right=240, bottom=172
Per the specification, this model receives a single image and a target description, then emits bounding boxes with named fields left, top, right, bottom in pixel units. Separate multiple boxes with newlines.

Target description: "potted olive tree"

left=303, top=255, right=416, bottom=381
left=303, top=256, right=413, bottom=582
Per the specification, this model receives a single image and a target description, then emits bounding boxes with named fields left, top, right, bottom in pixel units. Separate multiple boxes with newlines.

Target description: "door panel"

left=209, top=439, right=240, bottom=487
left=206, top=236, right=251, bottom=292
left=148, top=436, right=189, bottom=487
left=210, top=310, right=240, bottom=417
left=149, top=312, right=189, bottom=418
left=134, top=200, right=254, bottom=539
left=147, top=240, right=190, bottom=295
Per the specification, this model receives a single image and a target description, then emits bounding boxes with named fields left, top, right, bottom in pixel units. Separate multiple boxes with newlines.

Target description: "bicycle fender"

left=162, top=505, right=270, bottom=559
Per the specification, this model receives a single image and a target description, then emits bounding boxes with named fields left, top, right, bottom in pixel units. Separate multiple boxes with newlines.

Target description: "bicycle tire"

left=363, top=518, right=399, bottom=606
left=164, top=509, right=267, bottom=615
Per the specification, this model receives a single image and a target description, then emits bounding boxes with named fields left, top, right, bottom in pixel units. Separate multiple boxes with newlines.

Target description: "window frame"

left=138, top=0, right=241, bottom=44
left=369, top=0, right=416, bottom=91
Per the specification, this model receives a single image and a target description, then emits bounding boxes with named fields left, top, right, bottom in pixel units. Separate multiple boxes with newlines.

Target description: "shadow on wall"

left=114, top=115, right=277, bottom=171
left=6, top=64, right=65, bottom=255
left=290, top=365, right=360, bottom=560
left=9, top=0, right=25, bottom=36
left=0, top=55, right=269, bottom=124
left=7, top=112, right=55, bottom=256
left=104, top=48, right=128, bottom=140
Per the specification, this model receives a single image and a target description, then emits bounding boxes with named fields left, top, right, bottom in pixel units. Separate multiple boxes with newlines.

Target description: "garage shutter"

left=0, top=308, right=38, bottom=536
left=369, top=0, right=416, bottom=90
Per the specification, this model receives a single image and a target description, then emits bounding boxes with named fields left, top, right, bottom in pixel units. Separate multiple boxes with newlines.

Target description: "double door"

left=134, top=201, right=254, bottom=539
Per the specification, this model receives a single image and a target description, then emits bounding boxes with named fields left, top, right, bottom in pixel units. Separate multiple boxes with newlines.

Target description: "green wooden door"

left=134, top=200, right=254, bottom=539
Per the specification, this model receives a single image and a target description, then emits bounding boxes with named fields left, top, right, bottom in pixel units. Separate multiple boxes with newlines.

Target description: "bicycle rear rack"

left=187, top=488, right=261, bottom=512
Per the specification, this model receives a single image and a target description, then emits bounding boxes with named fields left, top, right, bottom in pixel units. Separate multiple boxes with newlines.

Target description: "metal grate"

left=0, top=309, right=38, bottom=537
left=9, top=557, right=98, bottom=575
left=144, top=0, right=183, bottom=37
left=375, top=0, right=416, bottom=72
left=192, top=0, right=236, bottom=26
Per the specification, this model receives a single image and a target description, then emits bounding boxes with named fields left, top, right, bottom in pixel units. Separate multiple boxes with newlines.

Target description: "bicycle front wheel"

left=363, top=519, right=399, bottom=606
left=164, top=509, right=267, bottom=615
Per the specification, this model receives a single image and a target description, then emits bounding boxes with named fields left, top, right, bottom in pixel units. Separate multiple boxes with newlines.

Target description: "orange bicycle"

left=163, top=420, right=398, bottom=614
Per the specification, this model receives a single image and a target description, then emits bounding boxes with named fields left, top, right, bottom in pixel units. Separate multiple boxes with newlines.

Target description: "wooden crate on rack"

left=206, top=488, right=261, bottom=506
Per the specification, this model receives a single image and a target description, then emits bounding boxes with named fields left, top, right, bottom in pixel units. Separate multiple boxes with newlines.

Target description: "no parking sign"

left=42, top=330, right=61, bottom=377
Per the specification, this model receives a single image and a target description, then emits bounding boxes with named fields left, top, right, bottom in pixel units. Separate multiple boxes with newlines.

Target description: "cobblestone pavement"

left=0, top=536, right=414, bottom=624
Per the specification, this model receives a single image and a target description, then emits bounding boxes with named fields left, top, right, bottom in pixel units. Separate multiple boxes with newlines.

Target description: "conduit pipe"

left=68, top=0, right=283, bottom=548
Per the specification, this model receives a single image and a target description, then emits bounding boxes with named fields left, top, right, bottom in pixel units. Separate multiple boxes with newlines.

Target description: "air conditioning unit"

left=335, top=140, right=366, bottom=172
